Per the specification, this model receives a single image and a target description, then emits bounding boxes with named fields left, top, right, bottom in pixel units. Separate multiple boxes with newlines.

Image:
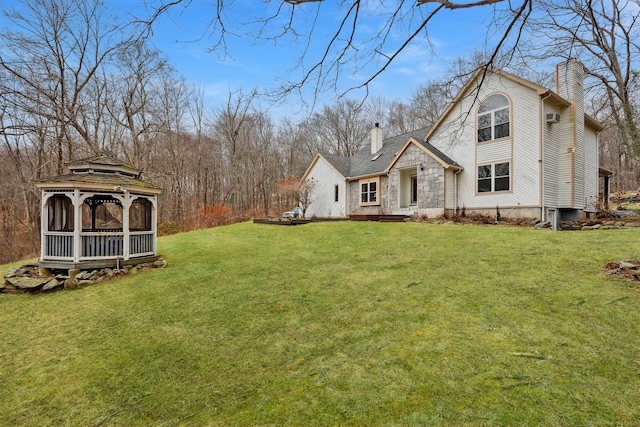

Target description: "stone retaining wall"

left=2, top=257, right=167, bottom=294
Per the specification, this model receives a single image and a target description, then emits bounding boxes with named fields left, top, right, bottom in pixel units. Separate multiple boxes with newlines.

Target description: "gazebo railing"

left=43, top=230, right=156, bottom=261
left=44, top=232, right=74, bottom=260
left=130, top=231, right=155, bottom=256
left=81, top=232, right=124, bottom=259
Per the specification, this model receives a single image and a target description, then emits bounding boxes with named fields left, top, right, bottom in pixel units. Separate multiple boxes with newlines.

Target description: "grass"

left=1, top=221, right=639, bottom=426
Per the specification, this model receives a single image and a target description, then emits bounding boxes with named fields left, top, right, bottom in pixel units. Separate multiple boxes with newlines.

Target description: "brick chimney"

left=371, top=123, right=384, bottom=154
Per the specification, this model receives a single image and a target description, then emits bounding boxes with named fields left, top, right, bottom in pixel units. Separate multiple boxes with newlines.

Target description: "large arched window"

left=477, top=94, right=510, bottom=143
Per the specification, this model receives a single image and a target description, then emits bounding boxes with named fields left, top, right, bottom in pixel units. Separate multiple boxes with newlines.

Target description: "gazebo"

left=34, top=152, right=162, bottom=271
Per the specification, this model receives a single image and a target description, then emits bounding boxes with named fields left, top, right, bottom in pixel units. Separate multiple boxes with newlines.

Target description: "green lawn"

left=1, top=221, right=639, bottom=426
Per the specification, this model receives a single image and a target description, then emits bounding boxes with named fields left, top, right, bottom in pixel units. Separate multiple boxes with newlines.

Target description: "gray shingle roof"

left=34, top=172, right=161, bottom=190
left=67, top=151, right=139, bottom=172
left=320, top=153, right=351, bottom=177
left=320, top=127, right=459, bottom=179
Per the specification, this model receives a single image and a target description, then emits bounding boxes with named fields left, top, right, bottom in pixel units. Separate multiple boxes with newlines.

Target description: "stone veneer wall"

left=348, top=176, right=390, bottom=215
left=388, top=144, right=445, bottom=210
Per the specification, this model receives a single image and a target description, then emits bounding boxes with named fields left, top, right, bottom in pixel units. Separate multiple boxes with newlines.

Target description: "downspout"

left=454, top=168, right=462, bottom=215
left=540, top=92, right=552, bottom=221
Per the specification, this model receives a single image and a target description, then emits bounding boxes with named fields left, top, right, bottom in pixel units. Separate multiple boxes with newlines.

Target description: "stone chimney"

left=371, top=123, right=384, bottom=154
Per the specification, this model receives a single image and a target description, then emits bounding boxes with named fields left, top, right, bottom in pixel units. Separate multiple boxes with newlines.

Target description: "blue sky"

left=113, top=1, right=501, bottom=115
left=2, top=0, right=505, bottom=117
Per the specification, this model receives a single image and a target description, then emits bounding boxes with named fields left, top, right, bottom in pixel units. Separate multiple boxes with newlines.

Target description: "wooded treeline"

left=1, top=0, right=638, bottom=263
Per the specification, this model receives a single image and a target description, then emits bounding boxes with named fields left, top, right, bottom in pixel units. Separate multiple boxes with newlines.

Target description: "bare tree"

left=139, top=0, right=533, bottom=103
left=523, top=0, right=640, bottom=184
left=0, top=0, right=133, bottom=169
left=298, top=177, right=317, bottom=219
left=301, top=98, right=371, bottom=156
left=108, top=41, right=169, bottom=169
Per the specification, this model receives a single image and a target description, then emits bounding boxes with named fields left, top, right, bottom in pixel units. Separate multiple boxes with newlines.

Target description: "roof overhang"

left=299, top=153, right=347, bottom=185
left=385, top=138, right=462, bottom=173
left=599, top=166, right=614, bottom=177
left=35, top=181, right=162, bottom=196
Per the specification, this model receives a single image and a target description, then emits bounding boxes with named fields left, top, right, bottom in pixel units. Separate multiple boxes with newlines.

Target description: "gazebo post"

left=122, top=191, right=131, bottom=261
left=73, top=189, right=82, bottom=263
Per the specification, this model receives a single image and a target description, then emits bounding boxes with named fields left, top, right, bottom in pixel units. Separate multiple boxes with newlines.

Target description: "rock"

left=75, top=271, right=93, bottom=280
left=4, top=266, right=31, bottom=278
left=534, top=221, right=550, bottom=229
left=64, top=278, right=79, bottom=289
left=582, top=224, right=601, bottom=230
left=0, top=281, right=5, bottom=291
left=39, top=267, right=53, bottom=276
left=68, top=268, right=81, bottom=278
left=7, top=276, right=48, bottom=290
left=619, top=261, right=639, bottom=269
left=42, top=278, right=63, bottom=291
left=153, top=259, right=167, bottom=268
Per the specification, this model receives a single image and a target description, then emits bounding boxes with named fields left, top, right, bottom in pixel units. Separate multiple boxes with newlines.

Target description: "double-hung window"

left=478, top=94, right=510, bottom=143
left=477, top=162, right=510, bottom=193
left=360, top=178, right=379, bottom=205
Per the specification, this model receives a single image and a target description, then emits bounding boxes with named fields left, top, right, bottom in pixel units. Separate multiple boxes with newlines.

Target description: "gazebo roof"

left=34, top=151, right=162, bottom=195
left=67, top=151, right=141, bottom=177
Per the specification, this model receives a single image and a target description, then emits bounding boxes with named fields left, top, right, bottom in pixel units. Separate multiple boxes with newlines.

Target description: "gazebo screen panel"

left=130, top=198, right=152, bottom=231
left=47, top=195, right=74, bottom=232
left=82, top=196, right=123, bottom=232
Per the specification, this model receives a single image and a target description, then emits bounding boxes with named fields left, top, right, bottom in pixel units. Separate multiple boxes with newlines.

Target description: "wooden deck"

left=349, top=214, right=410, bottom=222
left=253, top=215, right=410, bottom=225
left=253, top=218, right=312, bottom=225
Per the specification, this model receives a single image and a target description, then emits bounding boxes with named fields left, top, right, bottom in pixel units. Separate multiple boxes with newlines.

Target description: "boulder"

left=75, top=271, right=93, bottom=280
left=6, top=276, right=48, bottom=290
left=42, top=278, right=63, bottom=291
left=619, top=261, right=639, bottom=269
left=64, top=278, right=79, bottom=289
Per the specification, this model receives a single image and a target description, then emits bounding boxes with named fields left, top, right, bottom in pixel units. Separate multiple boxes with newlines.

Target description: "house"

left=34, top=152, right=162, bottom=270
left=300, top=59, right=604, bottom=226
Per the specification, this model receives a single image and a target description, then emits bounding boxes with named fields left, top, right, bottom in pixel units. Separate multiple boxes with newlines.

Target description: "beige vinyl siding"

left=429, top=72, right=540, bottom=210
left=573, top=91, right=586, bottom=209
left=542, top=105, right=564, bottom=207
left=553, top=105, right=574, bottom=207
left=445, top=169, right=456, bottom=210
left=477, top=140, right=510, bottom=164
left=584, top=127, right=599, bottom=211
